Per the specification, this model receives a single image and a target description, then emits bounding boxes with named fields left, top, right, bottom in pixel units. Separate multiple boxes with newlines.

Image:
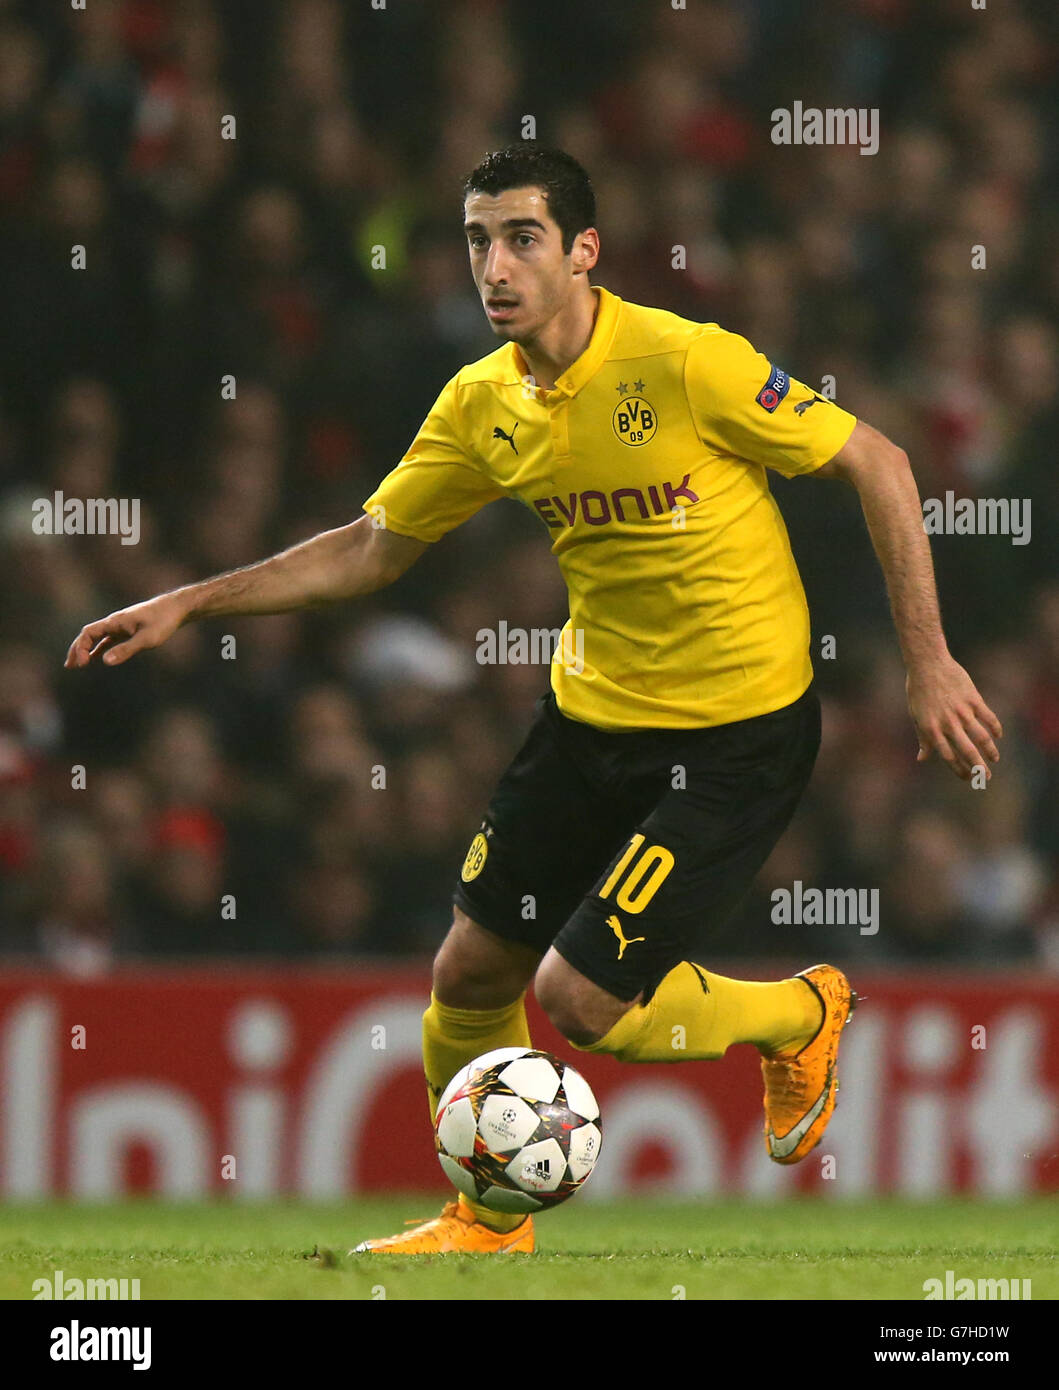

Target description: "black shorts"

left=453, top=685, right=821, bottom=1003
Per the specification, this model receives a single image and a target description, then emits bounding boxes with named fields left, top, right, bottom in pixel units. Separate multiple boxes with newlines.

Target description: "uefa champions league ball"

left=434, top=1047, right=602, bottom=1214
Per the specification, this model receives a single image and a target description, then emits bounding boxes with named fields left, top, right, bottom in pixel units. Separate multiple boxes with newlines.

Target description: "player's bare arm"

left=63, top=515, right=429, bottom=670
left=816, top=421, right=1003, bottom=781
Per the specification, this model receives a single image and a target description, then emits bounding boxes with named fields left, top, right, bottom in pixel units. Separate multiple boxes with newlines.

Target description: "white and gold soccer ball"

left=434, top=1047, right=602, bottom=1214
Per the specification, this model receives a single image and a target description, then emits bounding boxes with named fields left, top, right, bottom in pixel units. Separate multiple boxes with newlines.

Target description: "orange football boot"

left=761, top=964, right=858, bottom=1165
left=350, top=1197, right=534, bottom=1254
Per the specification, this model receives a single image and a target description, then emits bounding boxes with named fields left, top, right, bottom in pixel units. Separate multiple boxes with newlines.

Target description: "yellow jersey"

left=361, top=285, right=856, bottom=730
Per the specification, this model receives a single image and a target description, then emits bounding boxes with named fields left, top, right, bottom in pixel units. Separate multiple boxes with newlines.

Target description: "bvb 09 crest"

left=612, top=395, right=657, bottom=447
left=461, top=831, right=489, bottom=882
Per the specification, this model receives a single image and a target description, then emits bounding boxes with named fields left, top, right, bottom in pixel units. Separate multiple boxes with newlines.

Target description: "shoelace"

left=401, top=1202, right=464, bottom=1230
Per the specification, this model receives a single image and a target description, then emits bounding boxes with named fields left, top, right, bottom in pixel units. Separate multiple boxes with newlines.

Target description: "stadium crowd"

left=0, top=0, right=1056, bottom=970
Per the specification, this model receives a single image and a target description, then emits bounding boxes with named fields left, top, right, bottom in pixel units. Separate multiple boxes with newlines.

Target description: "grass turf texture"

left=0, top=1198, right=1054, bottom=1300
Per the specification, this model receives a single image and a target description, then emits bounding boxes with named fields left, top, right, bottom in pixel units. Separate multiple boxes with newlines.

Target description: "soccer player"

left=65, top=146, right=1002, bottom=1254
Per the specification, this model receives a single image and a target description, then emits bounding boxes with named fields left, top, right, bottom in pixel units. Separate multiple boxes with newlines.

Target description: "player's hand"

left=905, top=657, right=1003, bottom=782
left=64, top=593, right=189, bottom=670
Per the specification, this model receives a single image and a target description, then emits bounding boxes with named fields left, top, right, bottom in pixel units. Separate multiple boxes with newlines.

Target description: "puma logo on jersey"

left=606, top=914, right=646, bottom=960
left=493, top=422, right=519, bottom=455
left=794, top=396, right=824, bottom=415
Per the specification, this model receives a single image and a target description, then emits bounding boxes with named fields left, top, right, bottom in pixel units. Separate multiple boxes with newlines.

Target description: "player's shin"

left=573, top=963, right=823, bottom=1061
left=422, top=992, right=533, bottom=1231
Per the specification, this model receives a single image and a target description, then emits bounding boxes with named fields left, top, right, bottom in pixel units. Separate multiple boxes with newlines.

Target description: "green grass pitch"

left=0, top=1197, right=1055, bottom=1300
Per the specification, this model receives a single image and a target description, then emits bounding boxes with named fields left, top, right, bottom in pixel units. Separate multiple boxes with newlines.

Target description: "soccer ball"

left=435, top=1046, right=602, bottom=1214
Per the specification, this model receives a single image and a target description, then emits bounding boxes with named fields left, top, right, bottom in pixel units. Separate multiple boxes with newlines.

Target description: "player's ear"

left=571, top=227, right=599, bottom=275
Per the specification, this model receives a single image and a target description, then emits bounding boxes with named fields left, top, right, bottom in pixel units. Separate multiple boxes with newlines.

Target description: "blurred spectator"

left=34, top=819, right=137, bottom=975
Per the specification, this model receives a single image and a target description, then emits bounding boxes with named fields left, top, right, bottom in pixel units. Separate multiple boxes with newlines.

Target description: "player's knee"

left=430, top=939, right=469, bottom=1005
left=432, top=929, right=489, bottom=1005
left=539, top=991, right=603, bottom=1048
left=534, top=957, right=607, bottom=1049
left=432, top=909, right=534, bottom=1009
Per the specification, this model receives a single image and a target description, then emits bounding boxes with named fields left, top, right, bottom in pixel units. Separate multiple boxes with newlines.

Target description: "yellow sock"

left=422, top=992, right=532, bottom=1232
left=576, top=964, right=823, bottom=1062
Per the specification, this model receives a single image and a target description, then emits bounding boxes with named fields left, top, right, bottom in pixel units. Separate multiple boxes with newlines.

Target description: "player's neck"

left=516, top=284, right=599, bottom=392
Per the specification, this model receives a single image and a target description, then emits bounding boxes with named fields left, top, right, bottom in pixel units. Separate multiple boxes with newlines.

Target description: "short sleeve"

left=361, top=375, right=505, bottom=542
left=684, top=329, right=857, bottom=478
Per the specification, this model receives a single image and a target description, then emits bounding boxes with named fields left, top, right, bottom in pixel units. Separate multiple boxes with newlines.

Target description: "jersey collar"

left=511, top=285, right=622, bottom=399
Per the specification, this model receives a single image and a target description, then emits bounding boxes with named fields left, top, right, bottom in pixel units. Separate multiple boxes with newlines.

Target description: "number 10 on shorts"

left=598, top=833, right=675, bottom=914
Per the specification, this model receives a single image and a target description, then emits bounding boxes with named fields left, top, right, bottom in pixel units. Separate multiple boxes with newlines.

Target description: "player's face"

left=463, top=187, right=578, bottom=342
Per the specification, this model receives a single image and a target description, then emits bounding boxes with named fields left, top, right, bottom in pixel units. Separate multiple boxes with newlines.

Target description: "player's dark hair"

left=462, top=145, right=596, bottom=255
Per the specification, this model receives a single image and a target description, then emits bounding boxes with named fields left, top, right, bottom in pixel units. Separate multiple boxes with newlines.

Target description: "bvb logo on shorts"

left=461, top=831, right=489, bottom=882
left=612, top=395, right=657, bottom=447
